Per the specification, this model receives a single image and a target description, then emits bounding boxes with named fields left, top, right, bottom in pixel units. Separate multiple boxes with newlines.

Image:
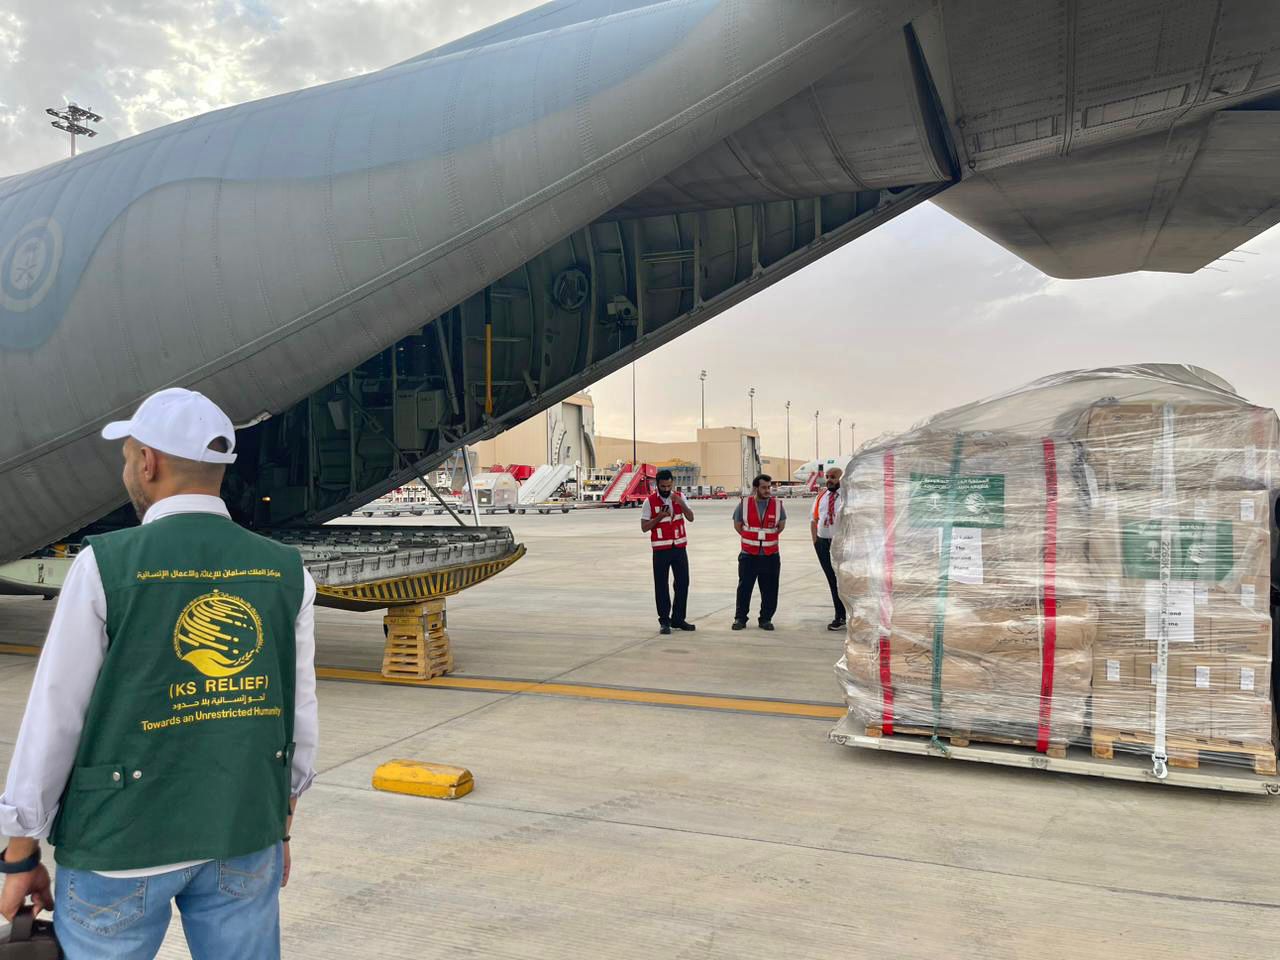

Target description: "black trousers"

left=814, top=538, right=844, bottom=622
left=735, top=552, right=780, bottom=623
left=653, top=547, right=690, bottom=626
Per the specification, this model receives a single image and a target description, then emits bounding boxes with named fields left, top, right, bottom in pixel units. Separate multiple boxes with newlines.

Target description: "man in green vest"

left=0, top=388, right=319, bottom=959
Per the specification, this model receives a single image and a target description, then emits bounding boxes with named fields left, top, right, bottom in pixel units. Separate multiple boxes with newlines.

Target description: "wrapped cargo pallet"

left=834, top=364, right=1279, bottom=778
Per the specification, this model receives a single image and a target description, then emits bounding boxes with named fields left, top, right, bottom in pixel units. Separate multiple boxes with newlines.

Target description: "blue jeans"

left=54, top=844, right=282, bottom=960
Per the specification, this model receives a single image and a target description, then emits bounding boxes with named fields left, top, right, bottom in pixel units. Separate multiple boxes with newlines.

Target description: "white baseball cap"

left=102, top=388, right=238, bottom=464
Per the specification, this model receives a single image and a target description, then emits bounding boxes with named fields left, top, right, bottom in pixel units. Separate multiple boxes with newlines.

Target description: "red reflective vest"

left=647, top=493, right=687, bottom=551
left=740, top=496, right=781, bottom=555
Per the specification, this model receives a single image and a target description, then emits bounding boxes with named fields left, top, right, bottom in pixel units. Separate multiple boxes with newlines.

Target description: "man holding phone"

left=640, top=469, right=696, bottom=635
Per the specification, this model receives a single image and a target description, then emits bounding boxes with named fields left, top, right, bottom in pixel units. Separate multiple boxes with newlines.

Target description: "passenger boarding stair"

left=518, top=464, right=574, bottom=505
left=602, top=463, right=656, bottom=505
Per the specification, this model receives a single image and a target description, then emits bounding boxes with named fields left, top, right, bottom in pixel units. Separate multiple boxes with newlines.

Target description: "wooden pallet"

left=865, top=723, right=1069, bottom=760
left=382, top=641, right=454, bottom=680
left=382, top=601, right=454, bottom=680
left=386, top=613, right=446, bottom=634
left=1092, top=727, right=1278, bottom=776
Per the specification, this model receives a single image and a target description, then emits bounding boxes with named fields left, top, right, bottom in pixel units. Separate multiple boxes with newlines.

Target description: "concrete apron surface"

left=0, top=499, right=1276, bottom=958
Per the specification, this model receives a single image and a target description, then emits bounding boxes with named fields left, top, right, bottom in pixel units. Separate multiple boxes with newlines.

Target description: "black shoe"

left=758, top=620, right=775, bottom=631
left=673, top=622, right=697, bottom=631
left=827, top=620, right=846, bottom=631
left=660, top=624, right=672, bottom=635
left=731, top=620, right=746, bottom=630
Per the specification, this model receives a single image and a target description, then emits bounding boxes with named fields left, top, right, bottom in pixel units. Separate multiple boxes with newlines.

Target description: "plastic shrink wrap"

left=834, top=365, right=1278, bottom=774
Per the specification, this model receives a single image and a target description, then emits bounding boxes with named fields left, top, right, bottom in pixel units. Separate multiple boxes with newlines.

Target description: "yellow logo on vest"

left=173, top=590, right=265, bottom=678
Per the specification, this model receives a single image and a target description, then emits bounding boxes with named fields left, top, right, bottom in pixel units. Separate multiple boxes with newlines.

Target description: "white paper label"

left=1145, top=581, right=1195, bottom=643
left=1194, top=498, right=1210, bottom=521
left=1195, top=665, right=1210, bottom=690
left=1241, top=667, right=1256, bottom=692
left=1241, top=583, right=1256, bottom=609
left=1240, top=498, right=1256, bottom=522
left=1106, top=659, right=1120, bottom=683
left=1195, top=583, right=1209, bottom=605
left=948, top=528, right=984, bottom=584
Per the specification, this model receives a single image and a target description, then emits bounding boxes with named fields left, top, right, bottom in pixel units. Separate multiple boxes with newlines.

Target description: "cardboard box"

left=843, top=634, right=1092, bottom=741
left=1075, top=402, right=1279, bottom=490
left=1091, top=692, right=1216, bottom=739
left=887, top=597, right=1095, bottom=657
left=1211, top=616, right=1274, bottom=657
left=840, top=429, right=1094, bottom=608
left=1126, top=651, right=1271, bottom=698
left=1086, top=492, right=1271, bottom=586
left=1093, top=652, right=1138, bottom=688
left=1091, top=648, right=1273, bottom=747
left=1210, top=698, right=1276, bottom=745
left=1087, top=577, right=1271, bottom=655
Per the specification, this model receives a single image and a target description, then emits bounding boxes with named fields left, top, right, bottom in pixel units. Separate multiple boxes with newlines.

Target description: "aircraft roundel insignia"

left=0, top=218, right=62, bottom=314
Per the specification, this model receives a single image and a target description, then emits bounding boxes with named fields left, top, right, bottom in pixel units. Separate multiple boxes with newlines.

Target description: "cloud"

left=0, top=0, right=537, bottom=176
left=2, top=1, right=1278, bottom=464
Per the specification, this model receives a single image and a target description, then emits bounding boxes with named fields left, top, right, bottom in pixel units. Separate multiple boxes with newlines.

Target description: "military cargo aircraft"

left=3, top=0, right=1280, bottom=583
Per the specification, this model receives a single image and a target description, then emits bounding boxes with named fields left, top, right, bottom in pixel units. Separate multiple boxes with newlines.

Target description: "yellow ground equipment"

left=372, top=759, right=474, bottom=799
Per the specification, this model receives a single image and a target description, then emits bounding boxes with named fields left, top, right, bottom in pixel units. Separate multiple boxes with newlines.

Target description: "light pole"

left=785, top=401, right=791, bottom=480
left=631, top=362, right=638, bottom=465
left=748, top=387, right=755, bottom=429
left=699, top=369, right=707, bottom=428
left=46, top=104, right=101, bottom=157
left=837, top=417, right=843, bottom=457
left=851, top=420, right=856, bottom=455
left=813, top=410, right=820, bottom=460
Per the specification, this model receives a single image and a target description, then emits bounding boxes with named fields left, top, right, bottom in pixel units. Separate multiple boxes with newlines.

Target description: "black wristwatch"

left=0, top=845, right=40, bottom=874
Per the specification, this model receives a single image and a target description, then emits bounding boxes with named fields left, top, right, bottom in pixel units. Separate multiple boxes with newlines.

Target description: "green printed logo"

left=908, top=474, right=1005, bottom=528
left=1120, top=520, right=1234, bottom=581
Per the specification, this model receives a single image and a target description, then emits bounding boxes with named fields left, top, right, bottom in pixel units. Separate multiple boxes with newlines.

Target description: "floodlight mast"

left=46, top=104, right=101, bottom=157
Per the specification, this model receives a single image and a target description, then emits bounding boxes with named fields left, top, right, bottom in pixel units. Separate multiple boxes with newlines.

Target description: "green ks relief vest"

left=49, top=513, right=304, bottom=871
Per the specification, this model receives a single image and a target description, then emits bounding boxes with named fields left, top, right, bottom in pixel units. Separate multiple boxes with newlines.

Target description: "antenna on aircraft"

left=46, top=103, right=102, bottom=157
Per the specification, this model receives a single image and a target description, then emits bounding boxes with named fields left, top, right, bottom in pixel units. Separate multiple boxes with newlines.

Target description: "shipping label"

left=1143, top=581, right=1195, bottom=644
left=947, top=528, right=984, bottom=584
left=909, top=474, right=1005, bottom=528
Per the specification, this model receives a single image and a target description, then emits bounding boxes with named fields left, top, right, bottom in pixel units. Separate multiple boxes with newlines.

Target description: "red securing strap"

left=1036, top=438, right=1059, bottom=754
left=878, top=451, right=896, bottom=735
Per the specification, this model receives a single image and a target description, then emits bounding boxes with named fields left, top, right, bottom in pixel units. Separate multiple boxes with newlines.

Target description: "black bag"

left=0, top=908, right=60, bottom=959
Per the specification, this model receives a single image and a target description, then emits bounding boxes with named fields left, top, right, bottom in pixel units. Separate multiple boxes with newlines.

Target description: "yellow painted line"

left=0, top=642, right=843, bottom=720
left=0, top=643, right=41, bottom=656
left=315, top=667, right=846, bottom=720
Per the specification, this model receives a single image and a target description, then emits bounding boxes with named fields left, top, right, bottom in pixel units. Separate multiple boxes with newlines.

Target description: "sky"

left=2, top=1, right=1277, bottom=465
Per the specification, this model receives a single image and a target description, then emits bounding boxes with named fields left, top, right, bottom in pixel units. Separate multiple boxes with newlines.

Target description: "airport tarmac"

left=0, top=499, right=1277, bottom=958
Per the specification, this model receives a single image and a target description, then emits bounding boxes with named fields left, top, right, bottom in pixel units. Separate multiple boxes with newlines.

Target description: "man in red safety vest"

left=732, top=474, right=786, bottom=631
left=640, top=469, right=697, bottom=635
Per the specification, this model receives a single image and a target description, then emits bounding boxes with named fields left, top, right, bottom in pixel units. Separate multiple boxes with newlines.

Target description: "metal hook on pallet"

left=1152, top=754, right=1169, bottom=781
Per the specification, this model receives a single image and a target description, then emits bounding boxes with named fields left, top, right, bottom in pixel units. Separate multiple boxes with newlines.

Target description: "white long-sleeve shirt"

left=0, top=495, right=319, bottom=876
left=811, top=488, right=844, bottom=539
